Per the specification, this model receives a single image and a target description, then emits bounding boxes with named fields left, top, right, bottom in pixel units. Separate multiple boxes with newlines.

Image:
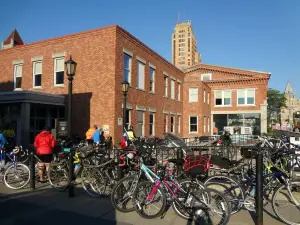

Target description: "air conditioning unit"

left=241, top=127, right=252, bottom=135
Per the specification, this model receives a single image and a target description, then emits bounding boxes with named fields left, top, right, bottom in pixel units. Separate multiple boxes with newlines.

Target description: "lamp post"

left=121, top=81, right=130, bottom=131
left=65, top=56, right=77, bottom=198
left=65, top=56, right=77, bottom=139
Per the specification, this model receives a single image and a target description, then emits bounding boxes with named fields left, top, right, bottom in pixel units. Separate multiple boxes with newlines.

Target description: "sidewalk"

left=0, top=184, right=284, bottom=225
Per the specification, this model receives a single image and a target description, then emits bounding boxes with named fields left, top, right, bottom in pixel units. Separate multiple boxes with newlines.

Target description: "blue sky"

left=1, top=0, right=299, bottom=97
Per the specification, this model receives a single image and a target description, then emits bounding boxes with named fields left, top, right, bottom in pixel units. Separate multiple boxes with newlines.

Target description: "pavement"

left=0, top=183, right=286, bottom=225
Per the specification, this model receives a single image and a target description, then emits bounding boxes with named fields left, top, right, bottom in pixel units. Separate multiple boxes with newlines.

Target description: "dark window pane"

left=247, top=97, right=254, bottom=104
left=124, top=69, right=129, bottom=82
left=224, top=98, right=231, bottom=105
left=149, top=125, right=153, bottom=136
left=56, top=72, right=64, bottom=84
left=149, top=114, right=154, bottom=124
left=190, top=125, right=197, bottom=132
left=16, top=77, right=22, bottom=88
left=190, top=117, right=197, bottom=124
left=215, top=98, right=222, bottom=105
left=34, top=74, right=42, bottom=86
left=238, top=98, right=245, bottom=104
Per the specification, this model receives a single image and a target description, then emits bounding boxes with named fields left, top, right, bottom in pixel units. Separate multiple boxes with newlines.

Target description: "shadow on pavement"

left=0, top=184, right=130, bottom=225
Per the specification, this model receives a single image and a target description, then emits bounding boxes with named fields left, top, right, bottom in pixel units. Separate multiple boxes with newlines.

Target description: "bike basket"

left=183, top=155, right=210, bottom=174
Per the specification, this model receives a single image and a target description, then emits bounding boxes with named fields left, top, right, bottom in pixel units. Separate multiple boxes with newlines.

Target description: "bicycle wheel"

left=111, top=175, right=137, bottom=213
left=48, top=161, right=69, bottom=192
left=81, top=167, right=107, bottom=197
left=272, top=181, right=300, bottom=225
left=4, top=163, right=30, bottom=189
left=204, top=175, right=245, bottom=214
left=132, top=180, right=167, bottom=219
left=172, top=178, right=206, bottom=220
left=190, top=188, right=231, bottom=225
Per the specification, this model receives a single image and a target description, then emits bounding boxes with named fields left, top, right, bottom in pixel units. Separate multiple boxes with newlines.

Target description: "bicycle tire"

left=4, top=163, right=30, bottom=189
left=204, top=175, right=245, bottom=214
left=272, top=181, right=300, bottom=225
left=132, top=180, right=167, bottom=219
left=110, top=175, right=137, bottom=213
left=81, top=167, right=107, bottom=198
left=48, top=161, right=69, bottom=192
left=172, top=178, right=206, bottom=220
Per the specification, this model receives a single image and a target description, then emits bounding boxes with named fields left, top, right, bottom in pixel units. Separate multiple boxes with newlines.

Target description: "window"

left=201, top=73, right=212, bottom=81
left=189, top=116, right=198, bottom=133
left=14, top=64, right=22, bottom=89
left=178, top=83, right=181, bottom=101
left=125, top=109, right=131, bottom=130
left=208, top=117, right=210, bottom=133
left=178, top=115, right=181, bottom=134
left=149, top=112, right=155, bottom=136
left=238, top=89, right=255, bottom=105
left=124, top=53, right=132, bottom=84
left=204, top=116, right=206, bottom=133
left=204, top=89, right=206, bottom=103
left=164, top=114, right=168, bottom=132
left=137, top=61, right=145, bottom=90
left=164, top=75, right=168, bottom=97
left=136, top=111, right=144, bottom=137
left=170, top=115, right=175, bottom=133
left=54, top=57, right=64, bottom=85
left=215, top=90, right=231, bottom=106
left=171, top=79, right=175, bottom=99
left=33, top=61, right=42, bottom=87
left=189, top=87, right=198, bottom=102
left=149, top=67, right=155, bottom=92
left=208, top=92, right=210, bottom=104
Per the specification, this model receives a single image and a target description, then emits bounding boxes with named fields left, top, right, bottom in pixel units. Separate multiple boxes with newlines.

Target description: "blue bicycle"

left=0, top=147, right=30, bottom=189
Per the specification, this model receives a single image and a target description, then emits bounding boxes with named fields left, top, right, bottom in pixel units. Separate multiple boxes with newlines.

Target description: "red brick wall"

left=0, top=26, right=118, bottom=139
left=114, top=28, right=184, bottom=140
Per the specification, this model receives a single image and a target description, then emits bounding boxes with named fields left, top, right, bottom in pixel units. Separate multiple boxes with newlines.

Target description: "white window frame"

left=208, top=117, right=210, bottom=134
left=137, top=111, right=145, bottom=137
left=170, top=115, right=175, bottom=133
left=33, top=61, right=42, bottom=88
left=149, top=112, right=155, bottom=136
left=189, top=87, right=198, bottom=102
left=178, top=115, right=181, bottom=135
left=208, top=92, right=210, bottom=105
left=137, top=60, right=145, bottom=90
left=204, top=89, right=206, bottom=103
left=178, top=83, right=181, bottom=101
left=54, top=57, right=65, bottom=86
left=204, top=116, right=206, bottom=134
left=124, top=53, right=132, bottom=84
left=171, top=79, right=175, bottom=99
left=237, top=89, right=256, bottom=106
left=149, top=66, right=155, bottom=93
left=189, top=116, right=198, bottom=133
left=214, top=90, right=232, bottom=106
left=201, top=73, right=212, bottom=81
left=164, top=114, right=168, bottom=132
left=14, top=64, right=23, bottom=90
left=164, top=75, right=168, bottom=97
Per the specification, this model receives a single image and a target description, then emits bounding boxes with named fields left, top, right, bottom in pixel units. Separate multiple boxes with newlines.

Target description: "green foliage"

left=267, top=88, right=287, bottom=128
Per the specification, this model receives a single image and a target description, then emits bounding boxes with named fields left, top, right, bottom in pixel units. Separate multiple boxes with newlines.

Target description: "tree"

left=267, top=88, right=287, bottom=129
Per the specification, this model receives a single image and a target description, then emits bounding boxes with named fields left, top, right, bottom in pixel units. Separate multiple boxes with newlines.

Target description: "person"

left=34, top=127, right=56, bottom=183
left=100, top=131, right=105, bottom=144
left=86, top=125, right=97, bottom=145
left=0, top=126, right=8, bottom=150
left=127, top=126, right=136, bottom=141
left=93, top=127, right=101, bottom=146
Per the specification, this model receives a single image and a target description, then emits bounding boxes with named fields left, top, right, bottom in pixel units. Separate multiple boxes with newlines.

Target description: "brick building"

left=0, top=25, right=270, bottom=147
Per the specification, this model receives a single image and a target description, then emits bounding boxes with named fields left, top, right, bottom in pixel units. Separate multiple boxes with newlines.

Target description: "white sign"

left=118, top=118, right=123, bottom=126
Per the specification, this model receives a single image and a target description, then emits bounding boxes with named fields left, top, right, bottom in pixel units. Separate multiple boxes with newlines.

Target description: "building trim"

left=177, top=79, right=182, bottom=83
left=211, top=110, right=261, bottom=114
left=149, top=63, right=156, bottom=69
left=170, top=75, right=176, bottom=80
left=170, top=111, right=176, bottom=115
left=52, top=51, right=66, bottom=58
left=123, top=48, right=133, bottom=57
left=149, top=107, right=156, bottom=112
left=31, top=56, right=43, bottom=62
left=163, top=110, right=169, bottom=114
left=163, top=72, right=169, bottom=77
left=177, top=112, right=182, bottom=116
left=136, top=105, right=146, bottom=111
left=12, top=59, right=24, bottom=65
left=121, top=103, right=133, bottom=110
left=136, top=56, right=146, bottom=64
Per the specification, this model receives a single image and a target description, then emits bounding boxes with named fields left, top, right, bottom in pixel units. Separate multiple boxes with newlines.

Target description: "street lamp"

left=65, top=55, right=77, bottom=139
left=121, top=81, right=130, bottom=131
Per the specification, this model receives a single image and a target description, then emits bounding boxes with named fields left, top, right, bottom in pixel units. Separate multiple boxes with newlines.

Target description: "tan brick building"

left=0, top=25, right=270, bottom=147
